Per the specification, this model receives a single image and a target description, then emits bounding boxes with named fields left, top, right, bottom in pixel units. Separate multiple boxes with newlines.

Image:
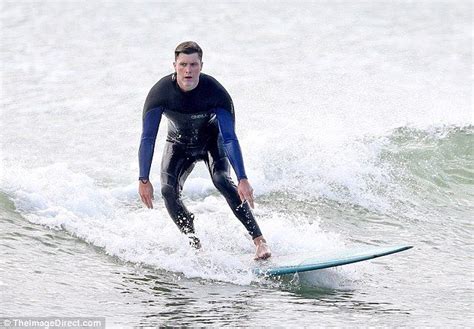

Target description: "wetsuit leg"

left=205, top=137, right=262, bottom=239
left=160, top=142, right=197, bottom=235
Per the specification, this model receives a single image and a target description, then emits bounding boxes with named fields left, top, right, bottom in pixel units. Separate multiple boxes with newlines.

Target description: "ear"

left=200, top=62, right=204, bottom=71
left=173, top=62, right=176, bottom=71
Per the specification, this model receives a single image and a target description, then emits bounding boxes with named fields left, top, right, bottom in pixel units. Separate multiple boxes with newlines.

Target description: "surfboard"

left=253, top=245, right=413, bottom=276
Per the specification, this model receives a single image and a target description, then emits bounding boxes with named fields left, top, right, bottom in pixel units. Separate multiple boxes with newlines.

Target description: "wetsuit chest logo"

left=190, top=113, right=208, bottom=119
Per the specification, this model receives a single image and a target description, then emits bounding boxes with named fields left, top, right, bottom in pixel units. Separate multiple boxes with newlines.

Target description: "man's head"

left=174, top=41, right=203, bottom=61
left=173, top=41, right=203, bottom=92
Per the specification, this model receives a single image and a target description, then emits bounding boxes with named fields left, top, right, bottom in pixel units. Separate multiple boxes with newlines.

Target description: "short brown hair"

left=174, top=41, right=203, bottom=61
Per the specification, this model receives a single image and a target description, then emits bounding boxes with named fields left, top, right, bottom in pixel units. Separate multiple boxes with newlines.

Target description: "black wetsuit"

left=138, top=73, right=262, bottom=240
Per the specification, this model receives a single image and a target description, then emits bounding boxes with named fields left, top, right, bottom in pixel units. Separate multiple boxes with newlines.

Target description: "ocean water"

left=1, top=0, right=473, bottom=327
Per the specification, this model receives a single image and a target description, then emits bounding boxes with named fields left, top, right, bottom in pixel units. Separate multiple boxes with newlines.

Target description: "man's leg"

left=205, top=138, right=271, bottom=259
left=160, top=142, right=200, bottom=247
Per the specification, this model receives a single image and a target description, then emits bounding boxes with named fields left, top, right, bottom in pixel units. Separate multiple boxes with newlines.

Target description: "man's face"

left=173, top=53, right=202, bottom=92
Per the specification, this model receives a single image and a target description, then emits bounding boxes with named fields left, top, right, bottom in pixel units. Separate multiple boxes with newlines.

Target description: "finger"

left=242, top=191, right=254, bottom=208
left=247, top=196, right=255, bottom=208
left=238, top=190, right=245, bottom=203
left=140, top=194, right=146, bottom=206
left=143, top=195, right=152, bottom=209
left=147, top=196, right=154, bottom=209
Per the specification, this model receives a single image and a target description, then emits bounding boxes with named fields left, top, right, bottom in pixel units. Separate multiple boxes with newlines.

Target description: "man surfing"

left=138, top=41, right=271, bottom=260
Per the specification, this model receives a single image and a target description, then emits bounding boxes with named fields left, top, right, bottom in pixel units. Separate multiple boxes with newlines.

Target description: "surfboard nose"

left=253, top=245, right=414, bottom=277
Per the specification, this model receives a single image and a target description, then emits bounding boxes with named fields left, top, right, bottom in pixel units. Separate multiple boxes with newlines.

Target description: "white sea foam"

left=3, top=162, right=350, bottom=286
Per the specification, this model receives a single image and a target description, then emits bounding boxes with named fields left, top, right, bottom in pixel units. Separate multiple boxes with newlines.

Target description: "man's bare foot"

left=253, top=236, right=271, bottom=260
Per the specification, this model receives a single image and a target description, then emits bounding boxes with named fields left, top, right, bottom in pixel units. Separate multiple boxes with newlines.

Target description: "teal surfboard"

left=253, top=245, right=413, bottom=276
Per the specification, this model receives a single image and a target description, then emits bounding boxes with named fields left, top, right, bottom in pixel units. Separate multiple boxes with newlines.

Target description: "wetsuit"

left=138, top=73, right=262, bottom=240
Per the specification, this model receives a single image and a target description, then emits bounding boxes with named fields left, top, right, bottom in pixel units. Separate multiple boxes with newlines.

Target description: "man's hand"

left=238, top=178, right=255, bottom=208
left=139, top=180, right=154, bottom=209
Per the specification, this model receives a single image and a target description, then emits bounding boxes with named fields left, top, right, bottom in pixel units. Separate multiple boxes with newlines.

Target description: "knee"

left=161, top=183, right=178, bottom=202
left=212, top=171, right=233, bottom=192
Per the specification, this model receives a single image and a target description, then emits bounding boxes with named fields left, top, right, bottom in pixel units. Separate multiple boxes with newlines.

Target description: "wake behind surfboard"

left=253, top=245, right=413, bottom=277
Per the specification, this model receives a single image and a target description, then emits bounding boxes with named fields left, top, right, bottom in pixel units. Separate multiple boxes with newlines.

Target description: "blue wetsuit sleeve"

left=215, top=108, right=248, bottom=181
left=138, top=107, right=163, bottom=179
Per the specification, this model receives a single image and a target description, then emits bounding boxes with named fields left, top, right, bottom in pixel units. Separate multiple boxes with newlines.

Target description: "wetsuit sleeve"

left=138, top=107, right=163, bottom=180
left=215, top=108, right=248, bottom=181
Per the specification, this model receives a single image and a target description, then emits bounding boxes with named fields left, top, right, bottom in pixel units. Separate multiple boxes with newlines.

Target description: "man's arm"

left=138, top=107, right=163, bottom=180
left=215, top=107, right=247, bottom=180
left=138, top=107, right=163, bottom=209
left=215, top=108, right=255, bottom=208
